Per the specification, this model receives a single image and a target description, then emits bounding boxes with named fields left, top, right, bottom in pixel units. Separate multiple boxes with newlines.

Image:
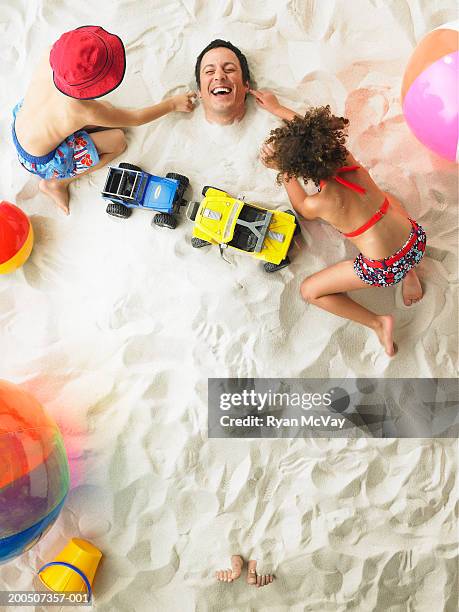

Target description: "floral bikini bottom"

left=353, top=220, right=426, bottom=287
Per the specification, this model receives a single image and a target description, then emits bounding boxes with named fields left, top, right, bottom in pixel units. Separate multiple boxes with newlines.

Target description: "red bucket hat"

left=49, top=26, right=126, bottom=99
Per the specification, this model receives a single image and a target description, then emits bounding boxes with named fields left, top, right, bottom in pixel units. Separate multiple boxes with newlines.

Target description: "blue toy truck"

left=101, top=163, right=189, bottom=229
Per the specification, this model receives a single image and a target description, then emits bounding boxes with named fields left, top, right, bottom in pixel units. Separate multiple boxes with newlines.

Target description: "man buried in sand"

left=195, top=38, right=300, bottom=125
left=12, top=25, right=196, bottom=215
left=195, top=39, right=251, bottom=125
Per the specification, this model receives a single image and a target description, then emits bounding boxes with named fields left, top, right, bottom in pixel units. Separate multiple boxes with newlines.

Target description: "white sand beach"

left=0, top=0, right=457, bottom=610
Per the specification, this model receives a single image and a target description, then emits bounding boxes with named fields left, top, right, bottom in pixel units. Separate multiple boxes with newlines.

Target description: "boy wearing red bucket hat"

left=12, top=26, right=196, bottom=215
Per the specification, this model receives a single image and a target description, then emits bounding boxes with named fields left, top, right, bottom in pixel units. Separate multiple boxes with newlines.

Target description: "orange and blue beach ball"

left=0, top=381, right=70, bottom=564
left=0, top=200, right=34, bottom=274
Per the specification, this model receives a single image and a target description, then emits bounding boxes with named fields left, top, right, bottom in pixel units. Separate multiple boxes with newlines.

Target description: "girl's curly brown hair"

left=265, top=105, right=349, bottom=187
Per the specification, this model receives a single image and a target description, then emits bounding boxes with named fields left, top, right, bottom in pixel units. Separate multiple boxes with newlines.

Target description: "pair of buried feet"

left=216, top=556, right=274, bottom=588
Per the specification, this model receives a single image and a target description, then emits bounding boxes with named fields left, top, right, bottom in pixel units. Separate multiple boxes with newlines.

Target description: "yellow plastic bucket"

left=38, top=539, right=102, bottom=600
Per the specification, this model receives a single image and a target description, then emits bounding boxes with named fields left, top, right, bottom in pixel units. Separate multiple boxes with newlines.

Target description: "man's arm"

left=82, top=92, right=196, bottom=128
left=282, top=176, right=318, bottom=220
left=249, top=90, right=300, bottom=121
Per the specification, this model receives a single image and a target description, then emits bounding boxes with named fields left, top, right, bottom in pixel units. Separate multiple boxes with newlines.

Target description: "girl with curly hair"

left=254, top=94, right=426, bottom=356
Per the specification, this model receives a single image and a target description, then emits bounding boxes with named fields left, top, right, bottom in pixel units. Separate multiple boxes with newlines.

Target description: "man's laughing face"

left=199, top=47, right=249, bottom=124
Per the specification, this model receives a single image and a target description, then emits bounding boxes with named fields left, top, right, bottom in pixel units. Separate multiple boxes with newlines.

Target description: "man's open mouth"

left=211, top=87, right=232, bottom=96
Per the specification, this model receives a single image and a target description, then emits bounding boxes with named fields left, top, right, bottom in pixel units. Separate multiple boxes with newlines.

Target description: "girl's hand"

left=250, top=89, right=299, bottom=121
left=260, top=143, right=279, bottom=170
left=170, top=92, right=197, bottom=112
left=250, top=89, right=282, bottom=116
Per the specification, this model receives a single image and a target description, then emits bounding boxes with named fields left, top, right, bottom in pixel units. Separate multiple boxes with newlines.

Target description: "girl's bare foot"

left=246, top=560, right=274, bottom=588
left=402, top=270, right=423, bottom=306
left=39, top=179, right=70, bottom=215
left=374, top=315, right=396, bottom=357
left=215, top=555, right=243, bottom=583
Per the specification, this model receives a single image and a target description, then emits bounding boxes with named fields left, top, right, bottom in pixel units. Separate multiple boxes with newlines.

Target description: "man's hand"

left=260, top=143, right=279, bottom=170
left=170, top=92, right=197, bottom=113
left=250, top=89, right=299, bottom=121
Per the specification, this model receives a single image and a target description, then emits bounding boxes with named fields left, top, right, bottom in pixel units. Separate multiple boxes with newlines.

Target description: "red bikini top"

left=319, top=165, right=389, bottom=238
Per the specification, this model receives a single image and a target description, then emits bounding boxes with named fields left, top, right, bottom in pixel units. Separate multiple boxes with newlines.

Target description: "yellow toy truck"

left=187, top=186, right=299, bottom=272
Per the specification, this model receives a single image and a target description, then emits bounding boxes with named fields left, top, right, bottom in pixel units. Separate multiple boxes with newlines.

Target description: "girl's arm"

left=250, top=90, right=300, bottom=121
left=282, top=176, right=318, bottom=220
left=260, top=143, right=318, bottom=220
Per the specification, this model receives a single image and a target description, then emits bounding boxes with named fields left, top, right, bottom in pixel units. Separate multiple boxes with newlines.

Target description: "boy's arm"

left=82, top=92, right=196, bottom=128
left=282, top=176, right=318, bottom=220
left=249, top=90, right=300, bottom=121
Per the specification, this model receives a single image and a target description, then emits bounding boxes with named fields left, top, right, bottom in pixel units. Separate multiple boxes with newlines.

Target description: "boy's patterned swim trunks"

left=11, top=102, right=99, bottom=180
left=354, top=219, right=426, bottom=287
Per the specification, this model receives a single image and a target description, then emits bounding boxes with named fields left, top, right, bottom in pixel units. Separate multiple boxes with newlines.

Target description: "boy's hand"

left=170, top=92, right=197, bottom=112
left=250, top=90, right=282, bottom=115
left=260, top=143, right=279, bottom=170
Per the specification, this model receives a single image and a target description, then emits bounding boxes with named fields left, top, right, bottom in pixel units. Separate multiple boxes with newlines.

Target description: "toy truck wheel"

left=264, top=256, right=291, bottom=273
left=191, top=237, right=211, bottom=248
left=202, top=185, right=224, bottom=196
left=166, top=172, right=189, bottom=190
left=153, top=212, right=177, bottom=229
left=119, top=162, right=142, bottom=172
left=285, top=210, right=301, bottom=236
left=166, top=172, right=190, bottom=206
left=106, top=202, right=132, bottom=219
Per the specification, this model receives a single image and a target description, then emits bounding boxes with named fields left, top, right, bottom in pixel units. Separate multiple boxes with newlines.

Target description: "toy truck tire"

left=285, top=209, right=301, bottom=236
left=153, top=212, right=177, bottom=229
left=264, top=256, right=291, bottom=273
left=166, top=172, right=189, bottom=190
left=106, top=202, right=132, bottom=219
left=166, top=172, right=190, bottom=206
left=191, top=237, right=211, bottom=248
left=202, top=185, right=225, bottom=196
left=119, top=162, right=142, bottom=172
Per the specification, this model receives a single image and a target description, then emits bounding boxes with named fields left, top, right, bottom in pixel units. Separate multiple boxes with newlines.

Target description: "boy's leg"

left=39, top=128, right=127, bottom=215
left=300, top=260, right=396, bottom=356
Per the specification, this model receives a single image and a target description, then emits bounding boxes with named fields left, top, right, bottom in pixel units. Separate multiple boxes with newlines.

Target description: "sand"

left=0, top=0, right=457, bottom=610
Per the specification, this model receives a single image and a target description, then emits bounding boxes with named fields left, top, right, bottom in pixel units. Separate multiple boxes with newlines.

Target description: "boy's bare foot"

left=215, top=555, right=243, bottom=583
left=402, top=270, right=423, bottom=306
left=374, top=315, right=396, bottom=357
left=39, top=179, right=70, bottom=215
left=246, top=560, right=274, bottom=588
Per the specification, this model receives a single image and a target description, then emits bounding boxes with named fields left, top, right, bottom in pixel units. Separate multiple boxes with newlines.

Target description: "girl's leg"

left=401, top=268, right=423, bottom=306
left=39, top=128, right=127, bottom=214
left=381, top=192, right=423, bottom=306
left=300, top=260, right=396, bottom=356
